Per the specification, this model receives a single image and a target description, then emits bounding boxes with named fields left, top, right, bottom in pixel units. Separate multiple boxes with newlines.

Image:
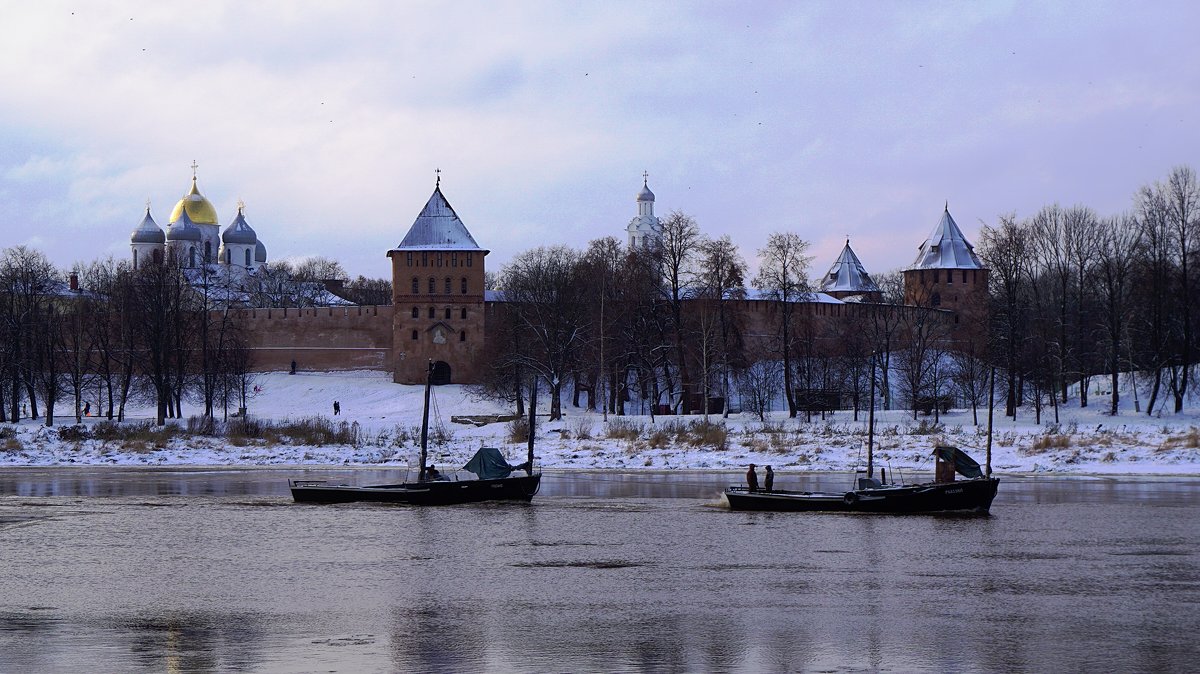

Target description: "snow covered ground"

left=1, top=370, right=1197, bottom=475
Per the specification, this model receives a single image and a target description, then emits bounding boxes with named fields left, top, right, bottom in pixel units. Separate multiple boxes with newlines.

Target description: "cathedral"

left=130, top=166, right=268, bottom=272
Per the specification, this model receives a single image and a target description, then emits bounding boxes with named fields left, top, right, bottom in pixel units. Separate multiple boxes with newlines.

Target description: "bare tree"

left=979, top=215, right=1032, bottom=418
left=652, top=211, right=703, bottom=411
left=737, top=356, right=781, bottom=422
left=696, top=235, right=747, bottom=418
left=753, top=232, right=813, bottom=418
left=1095, top=213, right=1141, bottom=415
left=500, top=245, right=588, bottom=421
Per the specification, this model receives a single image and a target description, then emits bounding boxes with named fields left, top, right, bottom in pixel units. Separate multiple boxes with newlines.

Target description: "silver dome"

left=221, top=208, right=257, bottom=245
left=130, top=208, right=165, bottom=244
left=254, top=239, right=267, bottom=262
left=166, top=209, right=201, bottom=242
left=637, top=182, right=655, bottom=202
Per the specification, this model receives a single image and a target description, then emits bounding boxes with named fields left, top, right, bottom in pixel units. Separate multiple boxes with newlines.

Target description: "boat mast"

left=867, top=351, right=876, bottom=479
left=986, top=365, right=995, bottom=478
left=526, top=376, right=537, bottom=475
left=419, top=360, right=432, bottom=481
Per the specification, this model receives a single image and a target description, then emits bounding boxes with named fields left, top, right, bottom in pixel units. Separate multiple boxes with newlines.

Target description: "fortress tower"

left=387, top=178, right=489, bottom=384
left=818, top=239, right=882, bottom=302
left=903, top=205, right=990, bottom=343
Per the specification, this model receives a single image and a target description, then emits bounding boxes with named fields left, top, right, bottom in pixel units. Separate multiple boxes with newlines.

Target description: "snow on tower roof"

left=907, top=205, right=983, bottom=270
left=392, top=184, right=486, bottom=252
left=818, top=240, right=880, bottom=294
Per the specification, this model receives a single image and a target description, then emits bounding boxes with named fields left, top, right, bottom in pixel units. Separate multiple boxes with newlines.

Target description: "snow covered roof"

left=907, top=206, right=983, bottom=270
left=392, top=185, right=485, bottom=252
left=818, top=240, right=880, bottom=294
left=742, top=288, right=844, bottom=304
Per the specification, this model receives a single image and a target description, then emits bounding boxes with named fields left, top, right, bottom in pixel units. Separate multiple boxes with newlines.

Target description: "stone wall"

left=229, top=305, right=395, bottom=372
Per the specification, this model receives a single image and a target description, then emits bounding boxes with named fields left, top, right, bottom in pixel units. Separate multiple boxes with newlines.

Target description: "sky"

left=1, top=1, right=1197, bottom=282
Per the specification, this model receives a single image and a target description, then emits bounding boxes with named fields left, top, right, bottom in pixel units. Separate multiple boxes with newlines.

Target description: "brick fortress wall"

left=229, top=305, right=395, bottom=372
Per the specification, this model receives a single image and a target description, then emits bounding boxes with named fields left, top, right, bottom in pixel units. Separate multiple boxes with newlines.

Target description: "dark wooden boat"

left=725, top=447, right=999, bottom=514
left=290, top=363, right=542, bottom=505
left=289, top=468, right=541, bottom=505
left=724, top=357, right=1001, bottom=515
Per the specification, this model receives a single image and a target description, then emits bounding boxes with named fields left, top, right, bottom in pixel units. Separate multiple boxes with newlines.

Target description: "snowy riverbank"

left=1, top=371, right=1197, bottom=475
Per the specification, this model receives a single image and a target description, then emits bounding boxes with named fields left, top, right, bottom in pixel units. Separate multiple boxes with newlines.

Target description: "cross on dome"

left=191, top=160, right=199, bottom=179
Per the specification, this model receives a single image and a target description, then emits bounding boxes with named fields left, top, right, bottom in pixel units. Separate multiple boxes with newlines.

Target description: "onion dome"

left=254, top=240, right=267, bottom=263
left=637, top=179, right=655, bottom=202
left=221, top=204, right=257, bottom=245
left=166, top=208, right=201, bottom=242
left=169, top=176, right=219, bottom=226
left=130, top=206, right=165, bottom=244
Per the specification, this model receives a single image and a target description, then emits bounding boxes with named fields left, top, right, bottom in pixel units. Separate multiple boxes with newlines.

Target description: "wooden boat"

left=290, top=363, right=542, bottom=505
left=724, top=357, right=1001, bottom=515
left=725, top=446, right=999, bottom=514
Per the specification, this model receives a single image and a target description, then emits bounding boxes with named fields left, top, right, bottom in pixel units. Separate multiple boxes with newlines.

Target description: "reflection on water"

left=0, top=469, right=1198, bottom=672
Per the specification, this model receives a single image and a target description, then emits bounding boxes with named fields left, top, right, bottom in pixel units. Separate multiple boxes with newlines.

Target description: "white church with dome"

left=130, top=167, right=268, bottom=272
left=627, top=172, right=661, bottom=248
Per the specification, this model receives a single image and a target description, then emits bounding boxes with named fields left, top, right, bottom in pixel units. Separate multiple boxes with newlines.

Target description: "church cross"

left=642, top=170, right=649, bottom=185
left=191, top=160, right=199, bottom=178
left=435, top=167, right=441, bottom=187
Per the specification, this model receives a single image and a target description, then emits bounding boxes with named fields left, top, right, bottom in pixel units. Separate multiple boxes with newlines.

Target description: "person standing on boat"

left=764, top=465, right=774, bottom=491
left=746, top=464, right=759, bottom=491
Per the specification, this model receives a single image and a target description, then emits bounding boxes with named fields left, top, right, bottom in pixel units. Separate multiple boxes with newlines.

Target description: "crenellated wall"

left=226, top=305, right=395, bottom=372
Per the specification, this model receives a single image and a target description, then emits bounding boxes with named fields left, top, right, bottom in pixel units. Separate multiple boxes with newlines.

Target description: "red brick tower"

left=387, top=179, right=489, bottom=384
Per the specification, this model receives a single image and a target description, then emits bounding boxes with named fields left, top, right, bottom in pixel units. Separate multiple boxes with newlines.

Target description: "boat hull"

left=290, top=473, right=542, bottom=505
left=725, top=477, right=1000, bottom=514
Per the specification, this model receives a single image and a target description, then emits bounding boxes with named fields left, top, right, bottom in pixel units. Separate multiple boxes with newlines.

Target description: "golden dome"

left=169, top=177, right=219, bottom=226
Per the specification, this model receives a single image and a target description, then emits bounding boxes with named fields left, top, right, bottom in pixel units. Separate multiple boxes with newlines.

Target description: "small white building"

left=626, top=174, right=661, bottom=249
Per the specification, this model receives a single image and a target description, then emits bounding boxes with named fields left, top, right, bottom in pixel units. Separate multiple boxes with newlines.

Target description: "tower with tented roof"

left=386, top=175, right=489, bottom=384
left=902, top=204, right=990, bottom=340
left=818, top=239, right=881, bottom=302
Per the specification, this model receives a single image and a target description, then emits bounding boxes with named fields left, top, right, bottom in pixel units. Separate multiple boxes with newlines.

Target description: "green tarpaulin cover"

left=933, top=446, right=984, bottom=479
left=463, top=447, right=516, bottom=480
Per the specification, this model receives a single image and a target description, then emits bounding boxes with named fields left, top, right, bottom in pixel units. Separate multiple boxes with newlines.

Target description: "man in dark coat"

left=764, top=465, right=774, bottom=491
left=746, top=464, right=759, bottom=491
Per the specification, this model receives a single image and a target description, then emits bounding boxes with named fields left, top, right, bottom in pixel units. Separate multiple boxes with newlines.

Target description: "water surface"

left=0, top=469, right=1196, bottom=672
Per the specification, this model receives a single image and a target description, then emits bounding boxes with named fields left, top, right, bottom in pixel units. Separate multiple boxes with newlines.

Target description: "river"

left=0, top=468, right=1197, bottom=673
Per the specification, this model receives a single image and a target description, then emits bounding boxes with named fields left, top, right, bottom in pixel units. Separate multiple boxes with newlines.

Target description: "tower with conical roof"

left=818, top=239, right=881, bottom=302
left=627, top=173, right=660, bottom=248
left=386, top=177, right=489, bottom=384
left=903, top=205, right=990, bottom=340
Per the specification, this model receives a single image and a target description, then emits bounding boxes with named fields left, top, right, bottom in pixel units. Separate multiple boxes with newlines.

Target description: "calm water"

left=0, top=468, right=1197, bottom=673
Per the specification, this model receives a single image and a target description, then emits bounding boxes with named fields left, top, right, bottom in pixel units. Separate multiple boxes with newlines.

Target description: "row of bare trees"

left=473, top=210, right=969, bottom=422
left=979, top=165, right=1200, bottom=419
left=0, top=248, right=255, bottom=426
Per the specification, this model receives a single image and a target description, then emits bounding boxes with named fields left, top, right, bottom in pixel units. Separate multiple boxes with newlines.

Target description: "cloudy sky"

left=1, top=1, right=1197, bottom=281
